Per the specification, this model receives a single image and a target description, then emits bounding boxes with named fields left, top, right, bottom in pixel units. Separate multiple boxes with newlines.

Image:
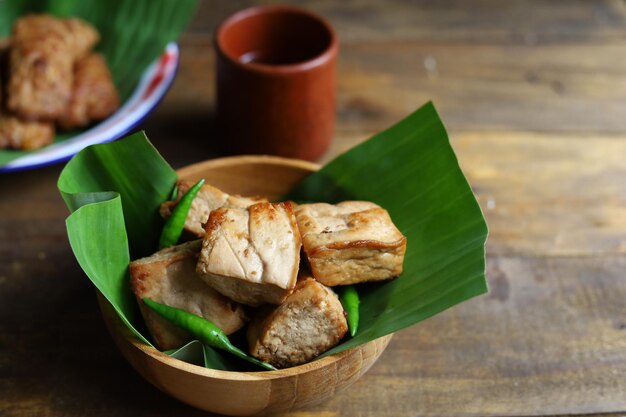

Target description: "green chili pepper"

left=169, top=183, right=179, bottom=201
left=158, top=178, right=205, bottom=249
left=143, top=298, right=277, bottom=371
left=340, top=285, right=359, bottom=337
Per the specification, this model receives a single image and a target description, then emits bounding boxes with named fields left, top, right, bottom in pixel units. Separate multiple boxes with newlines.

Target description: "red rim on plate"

left=0, top=42, right=179, bottom=173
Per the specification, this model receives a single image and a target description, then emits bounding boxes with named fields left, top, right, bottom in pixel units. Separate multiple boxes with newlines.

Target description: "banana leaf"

left=58, top=102, right=488, bottom=370
left=0, top=0, right=197, bottom=166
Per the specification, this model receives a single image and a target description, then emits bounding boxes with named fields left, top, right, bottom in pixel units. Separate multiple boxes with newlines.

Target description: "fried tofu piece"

left=196, top=202, right=301, bottom=307
left=0, top=38, right=8, bottom=87
left=130, top=240, right=248, bottom=351
left=0, top=114, right=54, bottom=150
left=295, top=201, right=406, bottom=286
left=8, top=15, right=99, bottom=120
left=58, top=53, right=119, bottom=130
left=160, top=179, right=267, bottom=238
left=0, top=41, right=54, bottom=150
left=247, top=277, right=348, bottom=368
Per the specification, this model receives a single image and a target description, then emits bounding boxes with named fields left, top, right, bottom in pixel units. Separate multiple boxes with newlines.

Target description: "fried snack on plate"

left=8, top=15, right=99, bottom=120
left=247, top=276, right=348, bottom=368
left=196, top=202, right=301, bottom=307
left=58, top=53, right=119, bottom=130
left=0, top=38, right=8, bottom=76
left=160, top=179, right=267, bottom=238
left=0, top=115, right=54, bottom=150
left=0, top=46, right=54, bottom=150
left=295, top=201, right=407, bottom=286
left=130, top=240, right=248, bottom=351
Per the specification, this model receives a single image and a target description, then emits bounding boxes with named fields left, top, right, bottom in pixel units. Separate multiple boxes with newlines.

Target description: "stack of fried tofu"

left=0, top=15, right=119, bottom=150
left=131, top=180, right=407, bottom=368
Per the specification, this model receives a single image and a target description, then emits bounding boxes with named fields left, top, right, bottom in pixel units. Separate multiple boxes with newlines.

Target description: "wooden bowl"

left=98, top=155, right=393, bottom=416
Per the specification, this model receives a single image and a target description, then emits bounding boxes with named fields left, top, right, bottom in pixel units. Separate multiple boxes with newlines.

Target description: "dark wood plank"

left=149, top=0, right=626, bottom=137
left=1, top=131, right=625, bottom=416
left=336, top=42, right=626, bottom=134
left=356, top=253, right=626, bottom=417
left=2, top=1, right=626, bottom=416
left=325, top=132, right=626, bottom=257
left=187, top=0, right=626, bottom=44
left=1, top=177, right=624, bottom=416
left=161, top=39, right=626, bottom=136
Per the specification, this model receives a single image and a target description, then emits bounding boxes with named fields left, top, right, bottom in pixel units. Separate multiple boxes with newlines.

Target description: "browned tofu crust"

left=130, top=240, right=248, bottom=350
left=0, top=114, right=54, bottom=150
left=0, top=38, right=7, bottom=94
left=8, top=15, right=99, bottom=120
left=58, top=53, right=119, bottom=129
left=196, top=202, right=301, bottom=306
left=247, top=277, right=348, bottom=368
left=160, top=179, right=267, bottom=238
left=296, top=201, right=407, bottom=286
left=0, top=43, right=54, bottom=149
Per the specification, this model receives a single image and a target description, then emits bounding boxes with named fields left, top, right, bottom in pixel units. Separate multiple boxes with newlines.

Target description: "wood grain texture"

left=158, top=40, right=626, bottom=137
left=170, top=0, right=626, bottom=134
left=1, top=0, right=625, bottom=416
left=186, top=0, right=626, bottom=44
left=325, top=131, right=626, bottom=257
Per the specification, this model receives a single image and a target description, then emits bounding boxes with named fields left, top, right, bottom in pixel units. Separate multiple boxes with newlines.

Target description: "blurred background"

left=154, top=0, right=626, bottom=164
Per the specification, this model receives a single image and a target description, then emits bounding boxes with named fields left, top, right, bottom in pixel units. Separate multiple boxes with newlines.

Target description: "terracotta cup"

left=215, top=5, right=337, bottom=161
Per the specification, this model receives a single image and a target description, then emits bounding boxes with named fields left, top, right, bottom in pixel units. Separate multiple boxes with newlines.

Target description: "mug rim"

left=215, top=5, right=338, bottom=74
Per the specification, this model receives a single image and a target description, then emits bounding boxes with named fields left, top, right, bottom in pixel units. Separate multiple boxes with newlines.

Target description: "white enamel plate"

left=0, top=43, right=179, bottom=173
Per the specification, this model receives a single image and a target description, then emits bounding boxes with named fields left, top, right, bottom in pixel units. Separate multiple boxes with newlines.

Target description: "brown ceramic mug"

left=215, top=5, right=337, bottom=161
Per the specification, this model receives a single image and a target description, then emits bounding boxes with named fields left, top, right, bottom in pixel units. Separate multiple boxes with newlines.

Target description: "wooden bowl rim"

left=175, top=154, right=321, bottom=180
left=103, top=295, right=377, bottom=382
left=102, top=155, right=393, bottom=382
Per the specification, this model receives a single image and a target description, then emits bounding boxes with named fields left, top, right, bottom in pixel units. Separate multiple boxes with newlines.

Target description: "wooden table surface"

left=1, top=1, right=625, bottom=416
